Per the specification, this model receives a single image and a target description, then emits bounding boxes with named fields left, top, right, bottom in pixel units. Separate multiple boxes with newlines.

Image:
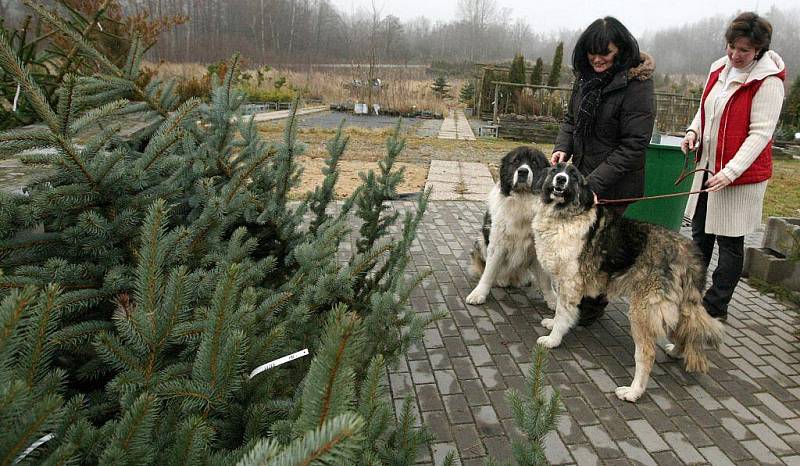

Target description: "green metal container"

left=623, top=139, right=695, bottom=231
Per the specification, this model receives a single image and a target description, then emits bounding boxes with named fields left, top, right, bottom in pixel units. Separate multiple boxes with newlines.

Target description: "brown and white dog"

left=467, top=147, right=556, bottom=309
left=532, top=163, right=724, bottom=402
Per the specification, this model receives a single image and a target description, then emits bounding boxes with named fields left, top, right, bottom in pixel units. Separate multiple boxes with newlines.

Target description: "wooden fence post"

left=493, top=84, right=500, bottom=124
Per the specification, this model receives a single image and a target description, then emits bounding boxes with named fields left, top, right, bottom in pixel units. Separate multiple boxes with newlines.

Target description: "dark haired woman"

left=551, top=16, right=656, bottom=326
left=682, top=12, right=785, bottom=321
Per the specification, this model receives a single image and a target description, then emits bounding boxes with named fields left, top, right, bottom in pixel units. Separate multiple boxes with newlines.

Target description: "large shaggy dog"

left=533, top=163, right=724, bottom=402
left=466, top=147, right=556, bottom=308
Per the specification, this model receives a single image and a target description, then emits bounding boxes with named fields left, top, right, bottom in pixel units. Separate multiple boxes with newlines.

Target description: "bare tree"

left=457, top=0, right=498, bottom=61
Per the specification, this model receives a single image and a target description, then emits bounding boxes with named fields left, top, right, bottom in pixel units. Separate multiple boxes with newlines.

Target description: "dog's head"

left=499, top=146, right=551, bottom=197
left=541, top=163, right=595, bottom=213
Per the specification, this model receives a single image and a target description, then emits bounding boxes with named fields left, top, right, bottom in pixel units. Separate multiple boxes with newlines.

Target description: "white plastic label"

left=249, top=348, right=309, bottom=379
left=14, top=433, right=54, bottom=464
left=12, top=84, right=20, bottom=112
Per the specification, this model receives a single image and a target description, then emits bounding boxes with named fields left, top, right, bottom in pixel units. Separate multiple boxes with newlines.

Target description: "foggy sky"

left=331, top=0, right=800, bottom=36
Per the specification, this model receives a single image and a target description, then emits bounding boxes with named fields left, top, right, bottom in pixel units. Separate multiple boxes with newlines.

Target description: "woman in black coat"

left=551, top=16, right=656, bottom=325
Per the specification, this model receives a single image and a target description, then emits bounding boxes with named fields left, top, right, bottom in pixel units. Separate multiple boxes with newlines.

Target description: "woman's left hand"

left=704, top=172, right=732, bottom=192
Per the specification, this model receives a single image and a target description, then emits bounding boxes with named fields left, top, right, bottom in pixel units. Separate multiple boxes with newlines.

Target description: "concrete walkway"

left=241, top=105, right=329, bottom=123
left=424, top=160, right=494, bottom=201
left=381, top=199, right=800, bottom=466
left=439, top=109, right=476, bottom=141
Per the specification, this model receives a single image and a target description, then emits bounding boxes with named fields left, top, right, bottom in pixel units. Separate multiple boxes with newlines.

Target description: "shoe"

left=577, top=296, right=607, bottom=327
left=702, top=301, right=727, bottom=322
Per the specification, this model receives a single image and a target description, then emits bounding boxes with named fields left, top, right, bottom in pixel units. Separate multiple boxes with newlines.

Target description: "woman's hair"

left=725, top=12, right=772, bottom=59
left=572, top=16, right=641, bottom=76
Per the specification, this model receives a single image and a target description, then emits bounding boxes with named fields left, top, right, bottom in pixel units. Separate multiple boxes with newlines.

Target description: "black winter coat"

left=554, top=53, right=656, bottom=201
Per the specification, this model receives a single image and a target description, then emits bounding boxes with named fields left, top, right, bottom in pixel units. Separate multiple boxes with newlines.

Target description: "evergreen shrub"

left=0, top=2, right=438, bottom=463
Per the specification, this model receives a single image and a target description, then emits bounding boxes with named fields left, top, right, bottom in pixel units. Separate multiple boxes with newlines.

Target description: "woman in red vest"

left=681, top=12, right=786, bottom=321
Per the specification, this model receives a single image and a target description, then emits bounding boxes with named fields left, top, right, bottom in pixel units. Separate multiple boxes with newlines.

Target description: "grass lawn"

left=764, top=157, right=800, bottom=220
left=259, top=119, right=799, bottom=218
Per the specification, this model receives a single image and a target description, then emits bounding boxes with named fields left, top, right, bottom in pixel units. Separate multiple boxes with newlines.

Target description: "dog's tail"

left=470, top=237, right=486, bottom=278
left=470, top=211, right=492, bottom=278
left=672, top=252, right=724, bottom=373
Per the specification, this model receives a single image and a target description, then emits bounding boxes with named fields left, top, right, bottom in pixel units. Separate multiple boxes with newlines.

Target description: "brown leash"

left=596, top=150, right=715, bottom=205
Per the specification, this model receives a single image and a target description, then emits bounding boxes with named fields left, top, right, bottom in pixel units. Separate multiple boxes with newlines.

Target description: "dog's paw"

left=537, top=334, right=561, bottom=348
left=465, top=288, right=488, bottom=305
left=543, top=296, right=558, bottom=311
left=615, top=386, right=644, bottom=402
left=541, top=318, right=555, bottom=330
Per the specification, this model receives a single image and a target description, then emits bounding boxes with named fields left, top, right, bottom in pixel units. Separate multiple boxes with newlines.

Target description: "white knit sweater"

left=684, top=51, right=786, bottom=237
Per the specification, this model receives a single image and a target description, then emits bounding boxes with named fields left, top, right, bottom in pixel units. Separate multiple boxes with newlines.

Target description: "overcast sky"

left=330, top=0, right=800, bottom=36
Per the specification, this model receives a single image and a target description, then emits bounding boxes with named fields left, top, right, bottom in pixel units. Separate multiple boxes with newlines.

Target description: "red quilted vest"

left=698, top=64, right=786, bottom=185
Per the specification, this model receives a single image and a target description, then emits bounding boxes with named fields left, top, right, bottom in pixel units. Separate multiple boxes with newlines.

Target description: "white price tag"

left=14, top=433, right=55, bottom=464
left=97, top=22, right=103, bottom=31
left=12, top=84, right=21, bottom=112
left=249, top=348, right=309, bottom=379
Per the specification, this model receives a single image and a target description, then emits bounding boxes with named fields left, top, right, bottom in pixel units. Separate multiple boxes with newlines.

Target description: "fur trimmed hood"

left=627, top=52, right=655, bottom=81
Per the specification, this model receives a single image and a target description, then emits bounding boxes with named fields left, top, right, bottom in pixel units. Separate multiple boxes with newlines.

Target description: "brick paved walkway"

left=391, top=200, right=800, bottom=466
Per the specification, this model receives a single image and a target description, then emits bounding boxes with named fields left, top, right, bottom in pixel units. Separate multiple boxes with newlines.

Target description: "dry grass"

left=291, top=156, right=427, bottom=200
left=145, top=61, right=467, bottom=115
left=275, top=67, right=464, bottom=115
left=144, top=61, right=207, bottom=80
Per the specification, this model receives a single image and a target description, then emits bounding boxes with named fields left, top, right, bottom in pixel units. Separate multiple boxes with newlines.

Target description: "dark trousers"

left=691, top=191, right=744, bottom=317
left=577, top=204, right=628, bottom=326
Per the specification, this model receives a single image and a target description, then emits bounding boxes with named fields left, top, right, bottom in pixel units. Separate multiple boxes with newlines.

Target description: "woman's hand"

left=704, top=172, right=732, bottom=192
left=551, top=151, right=568, bottom=165
left=681, top=130, right=697, bottom=155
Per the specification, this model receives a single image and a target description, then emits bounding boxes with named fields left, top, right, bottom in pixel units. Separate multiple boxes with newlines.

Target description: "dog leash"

left=596, top=151, right=716, bottom=206
left=596, top=188, right=710, bottom=205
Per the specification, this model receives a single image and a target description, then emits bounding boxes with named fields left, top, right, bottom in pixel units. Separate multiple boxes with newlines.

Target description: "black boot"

left=577, top=295, right=608, bottom=326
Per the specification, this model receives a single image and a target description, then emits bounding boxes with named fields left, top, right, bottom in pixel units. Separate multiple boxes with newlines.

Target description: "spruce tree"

left=459, top=81, right=475, bottom=106
left=506, top=345, right=563, bottom=465
left=529, top=57, right=544, bottom=86
left=431, top=76, right=450, bottom=98
left=547, top=42, right=564, bottom=87
left=485, top=345, right=563, bottom=466
left=0, top=1, right=437, bottom=463
left=781, top=75, right=800, bottom=131
left=507, top=53, right=526, bottom=112
left=508, top=53, right=526, bottom=85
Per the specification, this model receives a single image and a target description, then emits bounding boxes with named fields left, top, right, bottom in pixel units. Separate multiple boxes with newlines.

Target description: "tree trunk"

left=260, top=0, right=266, bottom=60
left=288, top=0, right=296, bottom=55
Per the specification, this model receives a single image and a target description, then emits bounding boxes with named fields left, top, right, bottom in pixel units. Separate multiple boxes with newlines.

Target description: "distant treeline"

left=2, top=0, right=797, bottom=80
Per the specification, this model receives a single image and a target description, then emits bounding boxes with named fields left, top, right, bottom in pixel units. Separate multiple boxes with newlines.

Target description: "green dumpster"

left=623, top=138, right=695, bottom=231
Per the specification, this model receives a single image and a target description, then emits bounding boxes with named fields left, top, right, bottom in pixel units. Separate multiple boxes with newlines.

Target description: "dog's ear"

left=580, top=184, right=596, bottom=210
left=577, top=173, right=596, bottom=210
left=532, top=149, right=551, bottom=171
left=530, top=167, right=549, bottom=194
left=539, top=166, right=555, bottom=203
left=499, top=150, right=516, bottom=196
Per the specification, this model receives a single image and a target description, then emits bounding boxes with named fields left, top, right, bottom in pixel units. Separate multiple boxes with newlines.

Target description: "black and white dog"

left=532, top=163, right=724, bottom=402
left=466, top=147, right=556, bottom=308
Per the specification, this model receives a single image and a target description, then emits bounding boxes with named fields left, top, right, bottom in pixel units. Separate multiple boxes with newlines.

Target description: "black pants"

left=577, top=204, right=628, bottom=326
left=691, top=191, right=744, bottom=318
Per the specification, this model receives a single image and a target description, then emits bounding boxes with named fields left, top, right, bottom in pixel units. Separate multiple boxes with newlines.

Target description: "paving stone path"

left=385, top=199, right=800, bottom=466
left=424, top=160, right=494, bottom=201
left=439, top=109, right=476, bottom=141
